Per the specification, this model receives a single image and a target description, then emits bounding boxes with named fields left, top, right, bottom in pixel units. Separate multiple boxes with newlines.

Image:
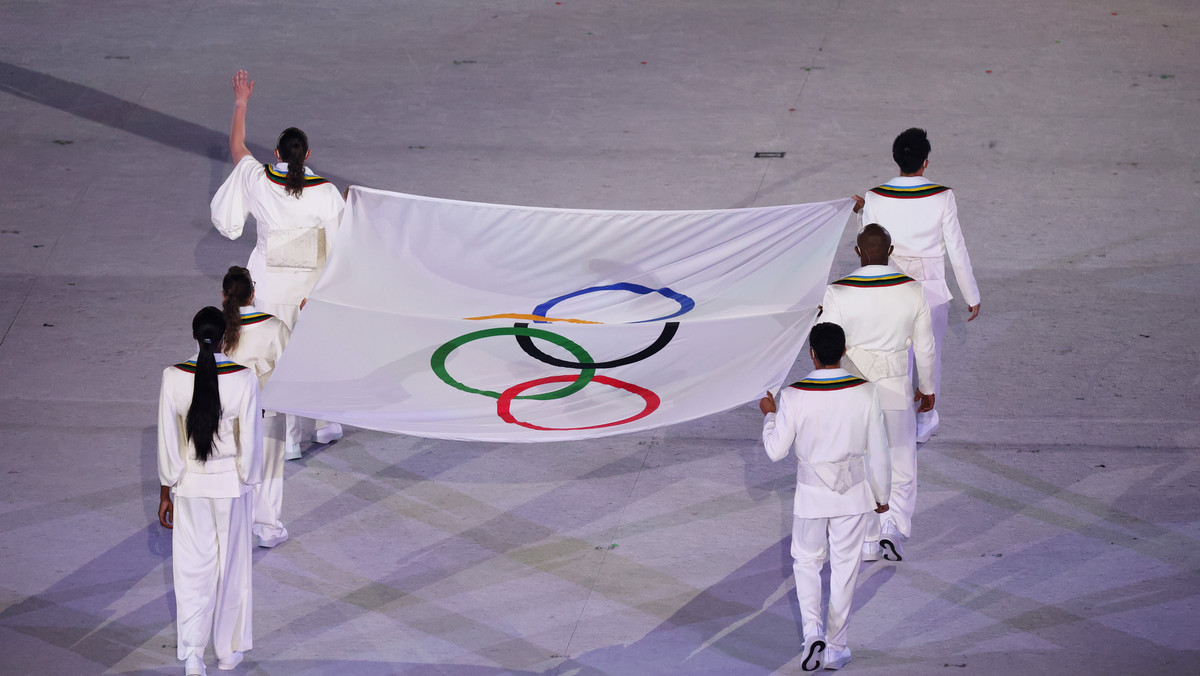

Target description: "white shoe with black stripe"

left=880, top=524, right=904, bottom=562
left=801, top=636, right=826, bottom=671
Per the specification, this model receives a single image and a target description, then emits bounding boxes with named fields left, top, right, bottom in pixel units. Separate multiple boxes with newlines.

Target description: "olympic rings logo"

left=430, top=283, right=695, bottom=431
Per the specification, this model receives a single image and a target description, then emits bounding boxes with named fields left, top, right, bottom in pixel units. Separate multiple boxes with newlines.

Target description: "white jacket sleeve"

left=762, top=389, right=796, bottom=463
left=940, top=190, right=981, bottom=306
left=210, top=155, right=260, bottom=240
left=236, top=373, right=264, bottom=486
left=911, top=293, right=937, bottom=396
left=157, top=369, right=185, bottom=487
left=818, top=285, right=840, bottom=325
left=864, top=387, right=891, bottom=505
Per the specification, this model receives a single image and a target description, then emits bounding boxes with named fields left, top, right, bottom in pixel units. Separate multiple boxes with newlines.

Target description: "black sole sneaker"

left=802, top=639, right=825, bottom=671
left=880, top=538, right=903, bottom=562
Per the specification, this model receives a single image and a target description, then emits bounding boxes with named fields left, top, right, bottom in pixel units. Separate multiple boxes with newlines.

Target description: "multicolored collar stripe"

left=239, top=312, right=274, bottom=326
left=869, top=183, right=950, bottom=199
left=790, top=375, right=868, bottom=391
left=174, top=360, right=249, bottom=374
left=832, top=273, right=915, bottom=288
left=263, top=164, right=330, bottom=188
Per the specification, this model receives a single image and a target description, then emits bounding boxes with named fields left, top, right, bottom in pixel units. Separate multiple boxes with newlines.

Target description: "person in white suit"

left=210, top=69, right=345, bottom=455
left=219, top=266, right=293, bottom=548
left=158, top=307, right=262, bottom=675
left=760, top=323, right=891, bottom=671
left=853, top=127, right=981, bottom=442
left=820, top=224, right=936, bottom=562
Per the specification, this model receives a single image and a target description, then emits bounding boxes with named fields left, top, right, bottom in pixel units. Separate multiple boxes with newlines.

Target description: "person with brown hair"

left=211, top=69, right=346, bottom=455
left=220, top=266, right=293, bottom=547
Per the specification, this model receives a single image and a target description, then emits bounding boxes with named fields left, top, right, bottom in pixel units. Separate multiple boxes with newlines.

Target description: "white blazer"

left=819, top=265, right=936, bottom=410
left=158, top=353, right=263, bottom=498
left=861, top=176, right=980, bottom=307
left=222, top=305, right=291, bottom=391
left=211, top=156, right=345, bottom=306
left=763, top=368, right=891, bottom=519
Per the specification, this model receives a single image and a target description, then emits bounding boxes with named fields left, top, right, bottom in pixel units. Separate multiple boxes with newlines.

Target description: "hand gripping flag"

left=262, top=188, right=853, bottom=442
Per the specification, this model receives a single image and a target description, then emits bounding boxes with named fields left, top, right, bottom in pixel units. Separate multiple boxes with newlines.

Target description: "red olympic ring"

left=496, top=375, right=660, bottom=431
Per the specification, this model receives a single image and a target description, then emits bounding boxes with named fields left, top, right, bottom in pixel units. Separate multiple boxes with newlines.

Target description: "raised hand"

left=233, top=69, right=254, bottom=105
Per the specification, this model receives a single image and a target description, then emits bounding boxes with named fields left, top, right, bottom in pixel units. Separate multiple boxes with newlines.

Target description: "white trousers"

left=791, top=512, right=870, bottom=651
left=252, top=413, right=289, bottom=542
left=865, top=408, right=918, bottom=542
left=173, top=493, right=253, bottom=661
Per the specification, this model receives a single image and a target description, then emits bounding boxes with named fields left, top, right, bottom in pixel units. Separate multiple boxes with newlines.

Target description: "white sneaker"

left=284, top=443, right=302, bottom=461
left=185, top=653, right=206, bottom=676
left=823, top=646, right=852, bottom=670
left=916, top=409, right=940, bottom=443
left=801, top=636, right=826, bottom=671
left=312, top=423, right=343, bottom=445
left=217, top=651, right=243, bottom=670
left=880, top=524, right=905, bottom=562
left=861, top=540, right=882, bottom=562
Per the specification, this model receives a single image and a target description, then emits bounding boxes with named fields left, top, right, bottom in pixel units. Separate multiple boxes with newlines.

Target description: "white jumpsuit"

left=222, top=306, right=292, bottom=546
left=820, top=265, right=936, bottom=542
left=158, top=354, right=262, bottom=663
left=861, top=177, right=980, bottom=433
left=762, top=369, right=890, bottom=653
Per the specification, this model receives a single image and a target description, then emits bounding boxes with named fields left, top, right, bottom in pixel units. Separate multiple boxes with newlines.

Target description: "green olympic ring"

left=430, top=327, right=596, bottom=400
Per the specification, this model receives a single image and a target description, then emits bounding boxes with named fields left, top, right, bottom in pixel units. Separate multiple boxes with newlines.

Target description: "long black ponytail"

left=186, top=307, right=226, bottom=463
left=276, top=127, right=309, bottom=198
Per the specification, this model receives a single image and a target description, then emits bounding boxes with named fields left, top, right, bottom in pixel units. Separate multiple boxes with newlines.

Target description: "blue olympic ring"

left=532, top=282, right=695, bottom=324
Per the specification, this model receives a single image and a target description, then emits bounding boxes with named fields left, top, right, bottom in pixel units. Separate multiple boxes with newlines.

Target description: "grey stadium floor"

left=1, top=1, right=1198, bottom=674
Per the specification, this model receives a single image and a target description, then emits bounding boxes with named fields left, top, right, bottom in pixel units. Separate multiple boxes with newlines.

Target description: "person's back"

left=159, top=355, right=261, bottom=498
left=760, top=323, right=889, bottom=671
left=856, top=128, right=980, bottom=441
left=221, top=306, right=290, bottom=391
left=859, top=128, right=979, bottom=310
left=156, top=308, right=262, bottom=675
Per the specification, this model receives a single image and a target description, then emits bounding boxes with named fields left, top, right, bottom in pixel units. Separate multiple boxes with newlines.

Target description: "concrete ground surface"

left=1, top=1, right=1198, bottom=674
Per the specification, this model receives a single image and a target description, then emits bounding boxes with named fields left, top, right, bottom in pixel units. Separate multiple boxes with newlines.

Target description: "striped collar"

left=173, top=353, right=248, bottom=374
left=264, top=163, right=330, bottom=187
left=870, top=176, right=950, bottom=199
left=238, top=305, right=273, bottom=325
left=832, top=265, right=915, bottom=288
left=272, top=162, right=316, bottom=176
left=790, top=368, right=868, bottom=391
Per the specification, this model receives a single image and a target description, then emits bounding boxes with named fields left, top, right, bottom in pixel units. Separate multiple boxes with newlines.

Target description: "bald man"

left=853, top=128, right=980, bottom=442
left=820, top=224, right=936, bottom=561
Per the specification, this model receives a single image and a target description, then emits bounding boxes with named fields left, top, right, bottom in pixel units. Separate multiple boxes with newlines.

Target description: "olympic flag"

left=262, top=187, right=853, bottom=442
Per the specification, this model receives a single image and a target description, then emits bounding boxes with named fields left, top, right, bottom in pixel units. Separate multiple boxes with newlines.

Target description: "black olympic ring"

left=513, top=321, right=680, bottom=369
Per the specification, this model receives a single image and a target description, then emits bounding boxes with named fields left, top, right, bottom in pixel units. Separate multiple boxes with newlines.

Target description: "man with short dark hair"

left=820, top=224, right=936, bottom=562
left=853, top=127, right=980, bottom=442
left=760, top=323, right=890, bottom=671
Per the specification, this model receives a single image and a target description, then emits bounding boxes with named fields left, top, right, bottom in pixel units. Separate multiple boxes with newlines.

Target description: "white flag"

left=262, top=187, right=852, bottom=442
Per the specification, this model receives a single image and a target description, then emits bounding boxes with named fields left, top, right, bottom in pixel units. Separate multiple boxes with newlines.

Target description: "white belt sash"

left=891, top=254, right=951, bottom=305
left=186, top=455, right=238, bottom=475
left=798, top=458, right=866, bottom=494
left=845, top=345, right=909, bottom=381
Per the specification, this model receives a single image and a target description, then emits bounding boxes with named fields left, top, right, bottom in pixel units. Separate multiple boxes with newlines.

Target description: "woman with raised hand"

left=157, top=307, right=262, bottom=675
left=220, top=265, right=293, bottom=548
left=211, top=69, right=345, bottom=454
